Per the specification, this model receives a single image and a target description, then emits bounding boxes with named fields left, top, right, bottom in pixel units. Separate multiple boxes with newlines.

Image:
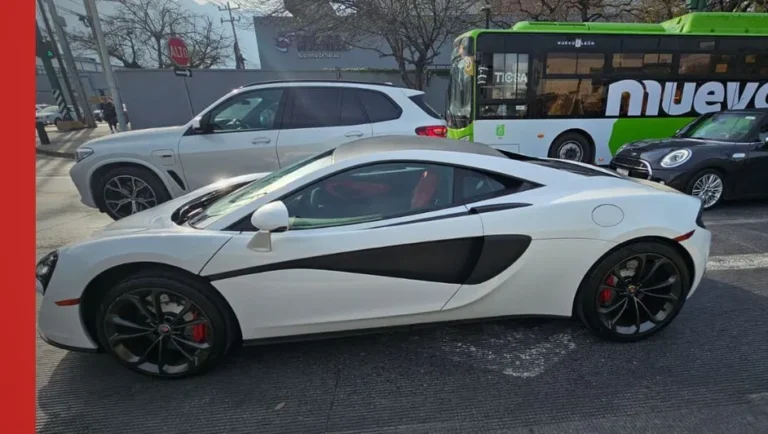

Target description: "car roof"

left=238, top=79, right=400, bottom=90
left=332, top=135, right=506, bottom=163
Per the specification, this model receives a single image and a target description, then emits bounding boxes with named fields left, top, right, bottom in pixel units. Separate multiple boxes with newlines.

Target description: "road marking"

left=704, top=218, right=768, bottom=226
left=707, top=253, right=768, bottom=271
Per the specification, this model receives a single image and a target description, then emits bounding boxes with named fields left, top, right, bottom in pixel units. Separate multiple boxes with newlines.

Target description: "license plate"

left=616, top=168, right=629, bottom=176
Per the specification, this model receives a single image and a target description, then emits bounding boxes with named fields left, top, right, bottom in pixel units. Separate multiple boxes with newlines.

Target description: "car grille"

left=610, top=156, right=652, bottom=180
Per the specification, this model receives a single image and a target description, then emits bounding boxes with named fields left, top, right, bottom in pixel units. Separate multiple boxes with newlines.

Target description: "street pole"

left=84, top=0, right=127, bottom=131
left=219, top=1, right=245, bottom=69
left=37, top=0, right=75, bottom=121
left=36, top=23, right=70, bottom=122
left=46, top=0, right=97, bottom=128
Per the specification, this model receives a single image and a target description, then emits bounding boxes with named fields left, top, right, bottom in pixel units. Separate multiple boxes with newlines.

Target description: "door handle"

left=345, top=131, right=364, bottom=138
left=251, top=137, right=271, bottom=145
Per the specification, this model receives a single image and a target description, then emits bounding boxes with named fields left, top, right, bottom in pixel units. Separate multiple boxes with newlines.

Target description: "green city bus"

left=446, top=12, right=768, bottom=165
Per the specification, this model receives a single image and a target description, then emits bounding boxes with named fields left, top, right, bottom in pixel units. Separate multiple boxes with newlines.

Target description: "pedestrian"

left=99, top=97, right=118, bottom=133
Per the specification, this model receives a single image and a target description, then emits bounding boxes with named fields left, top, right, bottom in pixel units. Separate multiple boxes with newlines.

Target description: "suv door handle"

left=345, top=131, right=364, bottom=138
left=251, top=137, right=271, bottom=145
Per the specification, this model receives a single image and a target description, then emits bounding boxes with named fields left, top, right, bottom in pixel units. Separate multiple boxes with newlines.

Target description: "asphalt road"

left=36, top=156, right=768, bottom=434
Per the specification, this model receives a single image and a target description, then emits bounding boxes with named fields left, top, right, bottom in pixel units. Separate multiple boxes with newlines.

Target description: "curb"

left=36, top=147, right=75, bottom=159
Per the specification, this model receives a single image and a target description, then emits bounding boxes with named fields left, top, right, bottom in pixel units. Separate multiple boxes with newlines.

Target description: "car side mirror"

left=247, top=201, right=289, bottom=252
left=191, top=117, right=205, bottom=133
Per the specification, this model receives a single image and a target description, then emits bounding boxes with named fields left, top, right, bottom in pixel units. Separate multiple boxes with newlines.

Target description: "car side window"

left=340, top=89, right=368, bottom=126
left=208, top=88, right=283, bottom=132
left=283, top=162, right=455, bottom=230
left=760, top=120, right=768, bottom=142
left=357, top=90, right=402, bottom=123
left=284, top=87, right=344, bottom=129
left=456, top=168, right=532, bottom=203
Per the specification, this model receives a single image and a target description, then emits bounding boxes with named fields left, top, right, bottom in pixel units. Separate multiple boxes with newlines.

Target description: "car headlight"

left=75, top=147, right=94, bottom=162
left=660, top=149, right=692, bottom=168
left=36, top=250, right=59, bottom=294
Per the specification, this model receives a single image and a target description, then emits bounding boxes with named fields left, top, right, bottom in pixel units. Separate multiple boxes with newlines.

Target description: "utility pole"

left=36, top=22, right=71, bottom=122
left=219, top=1, right=245, bottom=69
left=37, top=0, right=75, bottom=122
left=46, top=0, right=97, bottom=128
left=85, top=0, right=127, bottom=131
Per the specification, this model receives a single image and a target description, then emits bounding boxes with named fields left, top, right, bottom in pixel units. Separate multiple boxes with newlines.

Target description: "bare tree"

left=71, top=0, right=233, bottom=69
left=497, top=0, right=639, bottom=23
left=249, top=0, right=483, bottom=89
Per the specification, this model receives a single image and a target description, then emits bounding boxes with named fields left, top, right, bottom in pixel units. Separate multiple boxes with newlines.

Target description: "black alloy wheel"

left=576, top=242, right=690, bottom=342
left=98, top=166, right=171, bottom=220
left=96, top=271, right=235, bottom=378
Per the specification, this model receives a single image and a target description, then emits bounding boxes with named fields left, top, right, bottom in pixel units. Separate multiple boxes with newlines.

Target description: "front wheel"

left=95, top=271, right=236, bottom=378
left=549, top=132, right=594, bottom=163
left=576, top=242, right=691, bottom=342
left=686, top=169, right=725, bottom=210
left=97, top=166, right=171, bottom=220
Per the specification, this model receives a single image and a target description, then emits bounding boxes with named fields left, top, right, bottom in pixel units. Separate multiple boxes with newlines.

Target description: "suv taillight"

left=415, top=125, right=447, bottom=138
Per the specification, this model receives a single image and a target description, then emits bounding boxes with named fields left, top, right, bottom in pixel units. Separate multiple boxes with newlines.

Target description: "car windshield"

left=188, top=150, right=335, bottom=228
left=40, top=106, right=58, bottom=113
left=681, top=112, right=761, bottom=141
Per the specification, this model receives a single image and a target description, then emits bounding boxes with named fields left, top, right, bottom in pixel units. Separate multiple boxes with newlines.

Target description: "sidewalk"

left=36, top=123, right=115, bottom=159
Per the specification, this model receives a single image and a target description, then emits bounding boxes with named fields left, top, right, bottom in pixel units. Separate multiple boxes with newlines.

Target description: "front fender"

left=47, top=231, right=234, bottom=302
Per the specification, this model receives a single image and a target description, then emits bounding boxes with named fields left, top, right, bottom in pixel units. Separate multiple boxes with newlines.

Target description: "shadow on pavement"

left=37, top=272, right=768, bottom=434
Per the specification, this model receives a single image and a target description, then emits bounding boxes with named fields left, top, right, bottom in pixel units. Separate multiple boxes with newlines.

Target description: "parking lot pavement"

left=35, top=156, right=768, bottom=433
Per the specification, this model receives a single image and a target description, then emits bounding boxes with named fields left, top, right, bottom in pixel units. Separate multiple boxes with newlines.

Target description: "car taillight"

left=415, top=125, right=447, bottom=138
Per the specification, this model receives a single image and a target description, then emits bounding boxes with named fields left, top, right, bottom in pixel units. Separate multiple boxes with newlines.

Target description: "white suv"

left=69, top=80, right=447, bottom=220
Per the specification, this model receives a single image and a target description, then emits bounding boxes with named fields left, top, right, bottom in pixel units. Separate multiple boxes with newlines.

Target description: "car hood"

left=89, top=172, right=268, bottom=238
left=81, top=125, right=188, bottom=149
left=616, top=137, right=711, bottom=162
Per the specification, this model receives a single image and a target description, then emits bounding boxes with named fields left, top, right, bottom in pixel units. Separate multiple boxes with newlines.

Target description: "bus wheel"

left=549, top=132, right=593, bottom=163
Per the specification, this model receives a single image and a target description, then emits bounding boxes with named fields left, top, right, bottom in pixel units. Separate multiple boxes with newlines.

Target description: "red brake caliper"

left=599, top=275, right=616, bottom=304
left=191, top=312, right=207, bottom=343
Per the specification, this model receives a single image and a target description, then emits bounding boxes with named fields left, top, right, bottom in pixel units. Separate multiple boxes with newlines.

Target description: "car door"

left=201, top=161, right=484, bottom=339
left=274, top=87, right=373, bottom=167
left=178, top=87, right=286, bottom=191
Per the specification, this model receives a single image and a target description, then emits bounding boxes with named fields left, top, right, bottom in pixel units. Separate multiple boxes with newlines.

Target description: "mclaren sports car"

left=37, top=136, right=711, bottom=378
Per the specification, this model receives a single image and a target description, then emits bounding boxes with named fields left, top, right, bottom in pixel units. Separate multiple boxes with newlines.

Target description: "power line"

left=218, top=1, right=245, bottom=69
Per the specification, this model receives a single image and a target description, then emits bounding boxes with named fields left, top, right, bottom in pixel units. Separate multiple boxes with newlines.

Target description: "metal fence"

left=112, top=69, right=449, bottom=130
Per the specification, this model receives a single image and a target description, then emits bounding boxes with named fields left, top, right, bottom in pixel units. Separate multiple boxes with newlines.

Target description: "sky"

left=48, top=0, right=262, bottom=69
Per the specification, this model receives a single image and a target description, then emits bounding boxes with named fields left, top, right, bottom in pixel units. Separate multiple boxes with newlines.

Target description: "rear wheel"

left=95, top=270, right=236, bottom=378
left=549, top=132, right=594, bottom=163
left=576, top=242, right=690, bottom=342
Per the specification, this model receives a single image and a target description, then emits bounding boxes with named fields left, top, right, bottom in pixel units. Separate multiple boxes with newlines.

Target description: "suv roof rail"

left=237, top=79, right=398, bottom=89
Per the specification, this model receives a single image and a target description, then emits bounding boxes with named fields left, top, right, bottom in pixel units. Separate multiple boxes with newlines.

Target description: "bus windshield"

left=446, top=37, right=473, bottom=129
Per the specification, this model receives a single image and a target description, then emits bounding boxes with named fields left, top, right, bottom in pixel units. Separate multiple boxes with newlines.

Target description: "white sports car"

left=37, top=136, right=711, bottom=378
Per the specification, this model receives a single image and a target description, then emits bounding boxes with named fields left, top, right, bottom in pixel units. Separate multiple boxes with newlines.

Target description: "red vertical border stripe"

left=1, top=0, right=36, bottom=432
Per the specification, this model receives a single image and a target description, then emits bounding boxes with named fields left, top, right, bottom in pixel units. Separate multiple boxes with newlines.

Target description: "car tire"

left=575, top=241, right=691, bottom=343
left=53, top=118, right=61, bottom=127
left=685, top=169, right=725, bottom=210
left=95, top=269, right=238, bottom=379
left=549, top=132, right=594, bottom=163
left=97, top=165, right=171, bottom=220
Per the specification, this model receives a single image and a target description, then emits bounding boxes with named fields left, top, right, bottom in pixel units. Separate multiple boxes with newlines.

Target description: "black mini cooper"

left=610, top=109, right=768, bottom=209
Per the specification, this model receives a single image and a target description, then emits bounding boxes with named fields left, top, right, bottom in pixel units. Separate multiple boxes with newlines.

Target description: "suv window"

left=340, top=89, right=368, bottom=126
left=357, top=90, right=402, bottom=123
left=285, top=87, right=344, bottom=129
left=208, top=88, right=283, bottom=131
left=283, top=162, right=454, bottom=229
left=409, top=94, right=442, bottom=119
